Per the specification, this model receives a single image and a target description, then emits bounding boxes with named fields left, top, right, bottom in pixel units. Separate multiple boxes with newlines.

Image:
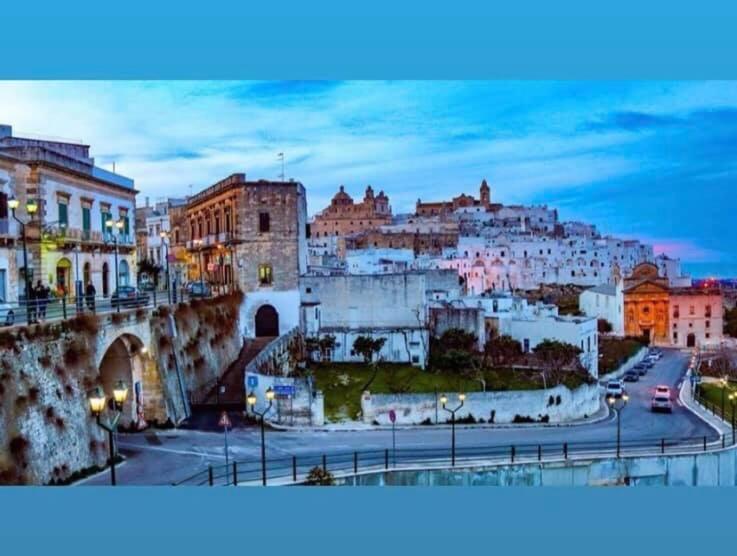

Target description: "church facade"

left=623, top=262, right=723, bottom=348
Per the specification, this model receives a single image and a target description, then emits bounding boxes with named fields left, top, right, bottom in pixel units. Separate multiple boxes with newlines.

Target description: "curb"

left=678, top=368, right=729, bottom=438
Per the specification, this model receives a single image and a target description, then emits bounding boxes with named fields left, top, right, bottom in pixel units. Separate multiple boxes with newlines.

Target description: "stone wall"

left=361, top=382, right=601, bottom=425
left=244, top=369, right=324, bottom=426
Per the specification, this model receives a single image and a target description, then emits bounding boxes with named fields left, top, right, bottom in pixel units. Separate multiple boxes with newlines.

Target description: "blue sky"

left=0, top=80, right=734, bottom=267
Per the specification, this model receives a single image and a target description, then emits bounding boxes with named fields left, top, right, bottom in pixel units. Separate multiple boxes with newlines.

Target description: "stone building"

left=185, top=173, right=307, bottom=337
left=0, top=124, right=136, bottom=304
left=312, top=185, right=391, bottom=238
left=416, top=179, right=491, bottom=217
left=343, top=227, right=459, bottom=256
left=623, top=262, right=723, bottom=348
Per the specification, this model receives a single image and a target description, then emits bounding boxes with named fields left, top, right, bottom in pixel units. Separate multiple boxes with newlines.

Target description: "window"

left=689, top=305, right=695, bottom=315
left=258, top=264, right=273, bottom=285
left=82, top=206, right=91, bottom=233
left=705, top=304, right=712, bottom=318
left=673, top=332, right=678, bottom=341
left=706, top=320, right=710, bottom=329
left=706, top=333, right=711, bottom=339
left=58, top=202, right=68, bottom=228
left=673, top=305, right=679, bottom=318
left=523, top=339, right=530, bottom=353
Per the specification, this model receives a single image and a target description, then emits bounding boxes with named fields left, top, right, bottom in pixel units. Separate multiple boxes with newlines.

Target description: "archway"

left=98, top=334, right=146, bottom=427
left=255, top=304, right=279, bottom=337
left=102, top=262, right=110, bottom=297
left=83, top=261, right=91, bottom=288
left=56, top=258, right=72, bottom=295
left=687, top=333, right=696, bottom=348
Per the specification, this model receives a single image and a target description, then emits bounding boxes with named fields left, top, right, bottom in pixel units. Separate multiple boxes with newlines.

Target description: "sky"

left=0, top=80, right=734, bottom=270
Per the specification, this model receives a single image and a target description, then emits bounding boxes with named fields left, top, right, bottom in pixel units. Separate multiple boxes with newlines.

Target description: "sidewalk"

left=678, top=369, right=732, bottom=438
left=269, top=397, right=611, bottom=433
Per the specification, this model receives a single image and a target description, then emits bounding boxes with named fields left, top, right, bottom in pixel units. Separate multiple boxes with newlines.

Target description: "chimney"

left=0, top=125, right=12, bottom=139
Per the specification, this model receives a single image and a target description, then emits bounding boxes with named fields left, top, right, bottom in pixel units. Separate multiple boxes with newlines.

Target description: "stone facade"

left=312, top=185, right=391, bottom=238
left=416, top=179, right=491, bottom=217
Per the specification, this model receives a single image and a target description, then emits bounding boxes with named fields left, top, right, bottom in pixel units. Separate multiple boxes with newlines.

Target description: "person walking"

left=27, top=281, right=38, bottom=324
left=85, top=281, right=96, bottom=313
left=36, top=280, right=50, bottom=322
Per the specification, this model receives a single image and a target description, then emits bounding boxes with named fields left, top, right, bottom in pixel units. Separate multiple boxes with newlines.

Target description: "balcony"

left=186, top=232, right=236, bottom=250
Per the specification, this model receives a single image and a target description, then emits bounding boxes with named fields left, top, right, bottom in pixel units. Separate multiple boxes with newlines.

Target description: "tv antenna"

left=277, top=152, right=285, bottom=181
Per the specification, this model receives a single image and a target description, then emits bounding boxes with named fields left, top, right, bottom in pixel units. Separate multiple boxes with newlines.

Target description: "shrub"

left=63, top=339, right=90, bottom=368
left=135, top=308, right=148, bottom=322
left=453, top=414, right=477, bottom=424
left=555, top=395, right=562, bottom=406
left=38, top=354, right=52, bottom=367
left=158, top=335, right=171, bottom=350
left=512, top=415, right=535, bottom=423
left=111, top=312, right=126, bottom=325
left=28, top=387, right=40, bottom=403
left=66, top=313, right=100, bottom=336
left=0, top=331, right=19, bottom=352
left=420, top=417, right=433, bottom=426
left=9, top=436, right=29, bottom=463
left=548, top=395, right=555, bottom=407
left=304, top=466, right=335, bottom=486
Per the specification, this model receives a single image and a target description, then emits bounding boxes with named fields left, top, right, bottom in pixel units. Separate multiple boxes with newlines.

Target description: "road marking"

left=118, top=442, right=228, bottom=460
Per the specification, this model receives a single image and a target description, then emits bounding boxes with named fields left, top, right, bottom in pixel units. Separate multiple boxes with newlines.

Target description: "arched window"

left=119, top=260, right=130, bottom=286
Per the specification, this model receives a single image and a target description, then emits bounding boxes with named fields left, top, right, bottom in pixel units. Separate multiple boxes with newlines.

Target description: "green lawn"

left=598, top=337, right=645, bottom=377
left=697, top=383, right=737, bottom=423
left=312, top=363, right=590, bottom=422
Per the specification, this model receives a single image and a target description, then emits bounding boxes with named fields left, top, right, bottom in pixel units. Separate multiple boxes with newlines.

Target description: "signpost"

left=274, top=384, right=296, bottom=397
left=247, top=375, right=258, bottom=389
left=219, top=411, right=232, bottom=482
left=389, top=409, right=396, bottom=467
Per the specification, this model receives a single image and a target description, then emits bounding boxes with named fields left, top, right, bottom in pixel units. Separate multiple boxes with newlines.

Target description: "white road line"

left=118, top=442, right=228, bottom=460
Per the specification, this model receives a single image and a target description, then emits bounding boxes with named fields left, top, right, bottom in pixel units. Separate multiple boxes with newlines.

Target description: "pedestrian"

left=27, top=282, right=38, bottom=324
left=36, top=280, right=50, bottom=321
left=85, top=281, right=96, bottom=313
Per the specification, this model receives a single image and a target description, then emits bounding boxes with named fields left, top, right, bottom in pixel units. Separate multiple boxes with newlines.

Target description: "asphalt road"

left=82, top=348, right=717, bottom=485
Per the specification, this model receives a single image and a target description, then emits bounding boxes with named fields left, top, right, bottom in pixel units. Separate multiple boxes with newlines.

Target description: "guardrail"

left=173, top=432, right=735, bottom=486
left=0, top=285, right=234, bottom=328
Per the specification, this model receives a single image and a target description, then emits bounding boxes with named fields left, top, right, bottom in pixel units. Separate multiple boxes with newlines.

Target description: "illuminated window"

left=258, top=264, right=273, bottom=286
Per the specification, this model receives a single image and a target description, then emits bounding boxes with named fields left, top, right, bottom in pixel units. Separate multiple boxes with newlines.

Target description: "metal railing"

left=173, top=432, right=735, bottom=486
left=0, top=284, right=236, bottom=328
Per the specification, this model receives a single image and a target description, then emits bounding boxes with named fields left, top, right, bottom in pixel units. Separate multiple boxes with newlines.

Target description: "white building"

left=578, top=281, right=625, bottom=336
left=344, top=248, right=415, bottom=274
left=655, top=253, right=692, bottom=287
left=0, top=125, right=136, bottom=302
left=300, top=272, right=433, bottom=367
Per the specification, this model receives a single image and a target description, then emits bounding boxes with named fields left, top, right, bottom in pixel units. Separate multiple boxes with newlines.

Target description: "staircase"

left=191, top=337, right=274, bottom=411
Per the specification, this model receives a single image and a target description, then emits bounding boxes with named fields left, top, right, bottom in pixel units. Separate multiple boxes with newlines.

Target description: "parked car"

left=642, top=359, right=655, bottom=369
left=623, top=370, right=640, bottom=382
left=605, top=380, right=625, bottom=399
left=139, top=281, right=156, bottom=292
left=186, top=281, right=212, bottom=298
left=0, top=298, right=15, bottom=326
left=111, top=286, right=150, bottom=309
left=634, top=363, right=648, bottom=376
left=648, top=349, right=662, bottom=360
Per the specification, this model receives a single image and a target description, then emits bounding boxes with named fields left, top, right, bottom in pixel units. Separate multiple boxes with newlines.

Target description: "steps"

left=192, top=336, right=274, bottom=409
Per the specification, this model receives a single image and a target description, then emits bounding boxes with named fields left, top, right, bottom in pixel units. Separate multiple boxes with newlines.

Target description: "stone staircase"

left=191, top=336, right=274, bottom=410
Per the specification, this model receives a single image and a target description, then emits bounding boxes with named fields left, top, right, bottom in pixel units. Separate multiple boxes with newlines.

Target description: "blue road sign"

left=247, top=375, right=258, bottom=388
left=274, top=384, right=295, bottom=396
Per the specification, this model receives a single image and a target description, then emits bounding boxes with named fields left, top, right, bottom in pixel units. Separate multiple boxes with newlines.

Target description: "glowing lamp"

left=105, top=219, right=114, bottom=229
left=439, top=394, right=448, bottom=406
left=265, top=387, right=275, bottom=402
left=26, top=199, right=38, bottom=214
left=88, top=387, right=106, bottom=416
left=113, top=380, right=129, bottom=406
left=458, top=393, right=466, bottom=403
left=246, top=391, right=257, bottom=407
left=115, top=219, right=124, bottom=230
left=7, top=197, right=19, bottom=210
left=622, top=394, right=630, bottom=403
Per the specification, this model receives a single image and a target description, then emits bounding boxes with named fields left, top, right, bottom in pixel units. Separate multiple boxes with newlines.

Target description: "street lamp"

left=729, top=392, right=736, bottom=444
left=105, top=218, right=125, bottom=311
left=8, top=196, right=38, bottom=324
left=193, top=238, right=205, bottom=292
left=159, top=230, right=171, bottom=304
left=607, top=393, right=629, bottom=458
left=440, top=392, right=466, bottom=467
left=720, top=377, right=728, bottom=417
left=247, top=387, right=275, bottom=486
left=88, top=381, right=129, bottom=486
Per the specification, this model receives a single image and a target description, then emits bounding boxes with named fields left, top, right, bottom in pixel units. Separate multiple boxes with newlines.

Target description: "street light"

left=607, top=393, right=629, bottom=458
left=159, top=230, right=171, bottom=304
left=247, top=387, right=275, bottom=486
left=441, top=392, right=466, bottom=466
left=8, top=196, right=38, bottom=324
left=88, top=381, right=129, bottom=486
left=729, top=392, right=736, bottom=444
left=193, top=238, right=205, bottom=292
left=720, top=376, right=728, bottom=417
left=105, top=218, right=125, bottom=312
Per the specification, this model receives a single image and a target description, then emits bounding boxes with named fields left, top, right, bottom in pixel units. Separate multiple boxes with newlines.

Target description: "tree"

left=440, top=348, right=486, bottom=391
left=483, top=335, right=523, bottom=367
left=532, top=339, right=583, bottom=389
left=724, top=306, right=737, bottom=338
left=437, top=328, right=477, bottom=353
left=317, top=335, right=336, bottom=361
left=304, top=466, right=335, bottom=486
left=597, top=319, right=613, bottom=334
left=354, top=335, right=387, bottom=391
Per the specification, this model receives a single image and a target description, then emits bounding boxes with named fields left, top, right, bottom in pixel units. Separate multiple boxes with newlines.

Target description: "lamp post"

left=105, top=218, right=124, bottom=311
left=607, top=393, right=629, bottom=458
left=193, top=238, right=205, bottom=291
left=247, top=387, right=275, bottom=486
left=729, top=392, right=736, bottom=444
left=720, top=377, right=728, bottom=417
left=88, top=381, right=129, bottom=486
left=8, top=196, right=38, bottom=324
left=440, top=392, right=466, bottom=466
left=73, top=243, right=83, bottom=314
left=159, top=230, right=171, bottom=304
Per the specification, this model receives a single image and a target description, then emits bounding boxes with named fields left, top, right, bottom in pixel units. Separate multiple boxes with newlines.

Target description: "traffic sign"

left=219, top=411, right=232, bottom=428
left=274, top=384, right=295, bottom=396
left=389, top=409, right=396, bottom=423
left=247, top=375, right=258, bottom=388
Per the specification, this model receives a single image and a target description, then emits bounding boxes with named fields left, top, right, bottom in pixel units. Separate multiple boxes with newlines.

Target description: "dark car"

left=623, top=370, right=640, bottom=382
left=634, top=363, right=648, bottom=376
left=642, top=359, right=655, bottom=369
left=111, top=286, right=150, bottom=309
left=186, top=281, right=212, bottom=298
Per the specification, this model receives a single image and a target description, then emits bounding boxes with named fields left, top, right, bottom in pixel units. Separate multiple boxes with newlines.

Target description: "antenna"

left=277, top=152, right=285, bottom=181
left=112, top=162, right=116, bottom=173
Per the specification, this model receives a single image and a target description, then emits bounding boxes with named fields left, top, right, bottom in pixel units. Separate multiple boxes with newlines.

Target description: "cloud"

left=581, top=110, right=682, bottom=132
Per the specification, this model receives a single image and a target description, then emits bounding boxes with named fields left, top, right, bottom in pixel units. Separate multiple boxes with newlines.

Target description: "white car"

left=651, top=393, right=673, bottom=413
left=0, top=298, right=15, bottom=326
left=605, top=380, right=625, bottom=399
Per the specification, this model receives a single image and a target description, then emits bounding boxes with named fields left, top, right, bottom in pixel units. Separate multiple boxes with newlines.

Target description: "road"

left=82, top=348, right=717, bottom=485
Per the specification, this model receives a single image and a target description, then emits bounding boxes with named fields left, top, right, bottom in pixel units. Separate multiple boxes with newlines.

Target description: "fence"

left=0, top=284, right=228, bottom=328
left=173, top=432, right=736, bottom=486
